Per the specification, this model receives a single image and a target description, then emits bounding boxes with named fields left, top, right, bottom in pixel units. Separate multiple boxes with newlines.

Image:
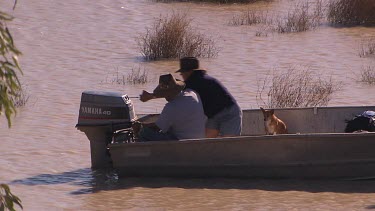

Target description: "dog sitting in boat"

left=260, top=107, right=288, bottom=135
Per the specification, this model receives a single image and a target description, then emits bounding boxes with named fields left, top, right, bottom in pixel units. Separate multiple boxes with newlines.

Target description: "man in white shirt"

left=133, top=74, right=206, bottom=141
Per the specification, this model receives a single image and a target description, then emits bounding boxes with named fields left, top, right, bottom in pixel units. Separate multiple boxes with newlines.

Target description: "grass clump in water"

left=359, top=65, right=375, bottom=85
left=229, top=9, right=272, bottom=26
left=276, top=0, right=324, bottom=33
left=328, top=0, right=375, bottom=26
left=155, top=0, right=272, bottom=3
left=229, top=0, right=324, bottom=34
left=10, top=84, right=30, bottom=108
left=103, top=67, right=149, bottom=85
left=138, top=12, right=219, bottom=60
left=127, top=67, right=148, bottom=85
left=257, top=66, right=338, bottom=108
left=359, top=38, right=375, bottom=58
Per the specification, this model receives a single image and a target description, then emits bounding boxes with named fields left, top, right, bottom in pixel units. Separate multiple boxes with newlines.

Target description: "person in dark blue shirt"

left=176, top=57, right=242, bottom=138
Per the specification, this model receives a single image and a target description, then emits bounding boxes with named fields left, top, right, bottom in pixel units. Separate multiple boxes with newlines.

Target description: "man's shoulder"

left=166, top=90, right=197, bottom=105
left=184, top=88, right=198, bottom=95
left=182, top=89, right=200, bottom=100
left=187, top=72, right=217, bottom=88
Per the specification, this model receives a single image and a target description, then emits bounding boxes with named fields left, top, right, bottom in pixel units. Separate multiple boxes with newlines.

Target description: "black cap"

left=176, top=57, right=200, bottom=73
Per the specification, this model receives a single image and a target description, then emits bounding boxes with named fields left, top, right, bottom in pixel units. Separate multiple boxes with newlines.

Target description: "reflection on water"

left=12, top=168, right=118, bottom=195
left=9, top=168, right=375, bottom=210
left=1, top=0, right=375, bottom=210
left=11, top=167, right=375, bottom=194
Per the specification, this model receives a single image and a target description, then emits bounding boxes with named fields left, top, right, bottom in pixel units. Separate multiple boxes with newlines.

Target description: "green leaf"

left=0, top=2, right=23, bottom=127
left=0, top=185, right=10, bottom=194
left=0, top=184, right=22, bottom=210
left=12, top=56, right=21, bottom=73
left=0, top=12, right=14, bottom=21
left=4, top=198, right=14, bottom=211
left=5, top=28, right=14, bottom=46
left=12, top=198, right=22, bottom=210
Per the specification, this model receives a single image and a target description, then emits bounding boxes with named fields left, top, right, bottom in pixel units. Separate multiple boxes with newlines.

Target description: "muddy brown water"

left=1, top=0, right=375, bottom=210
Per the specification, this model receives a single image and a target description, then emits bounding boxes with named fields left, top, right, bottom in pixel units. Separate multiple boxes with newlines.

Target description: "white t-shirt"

left=156, top=89, right=206, bottom=139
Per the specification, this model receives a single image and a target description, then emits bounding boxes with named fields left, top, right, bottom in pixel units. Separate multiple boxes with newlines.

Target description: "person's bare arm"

left=142, top=122, right=160, bottom=131
left=132, top=121, right=161, bottom=134
left=139, top=90, right=156, bottom=102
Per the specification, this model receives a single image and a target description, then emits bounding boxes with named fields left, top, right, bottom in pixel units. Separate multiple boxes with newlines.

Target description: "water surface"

left=1, top=0, right=375, bottom=210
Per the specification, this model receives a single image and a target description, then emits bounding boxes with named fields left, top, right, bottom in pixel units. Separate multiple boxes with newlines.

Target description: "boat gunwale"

left=138, top=105, right=375, bottom=114
left=112, top=158, right=375, bottom=167
left=109, top=132, right=375, bottom=148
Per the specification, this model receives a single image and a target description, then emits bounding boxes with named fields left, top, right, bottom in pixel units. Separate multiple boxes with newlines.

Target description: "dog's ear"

left=270, top=109, right=274, bottom=115
left=260, top=107, right=265, bottom=113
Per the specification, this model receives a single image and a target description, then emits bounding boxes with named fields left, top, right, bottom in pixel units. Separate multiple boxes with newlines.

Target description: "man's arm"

left=132, top=121, right=161, bottom=133
left=139, top=90, right=156, bottom=102
left=142, top=122, right=160, bottom=131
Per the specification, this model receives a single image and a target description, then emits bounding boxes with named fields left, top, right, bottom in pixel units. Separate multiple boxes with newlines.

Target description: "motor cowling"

left=76, top=91, right=137, bottom=169
left=77, top=90, right=137, bottom=128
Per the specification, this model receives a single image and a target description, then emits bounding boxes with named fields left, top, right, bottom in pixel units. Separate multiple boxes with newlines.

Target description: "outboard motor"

left=76, top=91, right=137, bottom=169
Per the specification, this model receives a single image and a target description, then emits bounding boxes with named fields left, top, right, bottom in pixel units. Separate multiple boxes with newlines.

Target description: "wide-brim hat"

left=176, top=57, right=200, bottom=73
left=153, top=74, right=185, bottom=98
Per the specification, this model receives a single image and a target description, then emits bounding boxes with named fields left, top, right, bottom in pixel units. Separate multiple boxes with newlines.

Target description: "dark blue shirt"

left=184, top=70, right=236, bottom=118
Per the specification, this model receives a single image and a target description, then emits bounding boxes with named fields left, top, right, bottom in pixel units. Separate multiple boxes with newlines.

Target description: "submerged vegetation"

left=127, top=67, right=149, bottom=85
left=276, top=1, right=323, bottom=33
left=229, top=0, right=375, bottom=30
left=103, top=67, right=149, bottom=85
left=229, top=9, right=271, bottom=26
left=359, top=65, right=375, bottom=85
left=257, top=67, right=337, bottom=108
left=10, top=84, right=30, bottom=108
left=138, top=12, right=219, bottom=60
left=229, top=0, right=324, bottom=34
left=155, top=0, right=272, bottom=3
left=359, top=38, right=375, bottom=58
left=328, top=0, right=375, bottom=26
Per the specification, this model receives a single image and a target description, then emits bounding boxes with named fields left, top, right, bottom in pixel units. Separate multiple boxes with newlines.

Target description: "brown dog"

left=260, top=107, right=288, bottom=135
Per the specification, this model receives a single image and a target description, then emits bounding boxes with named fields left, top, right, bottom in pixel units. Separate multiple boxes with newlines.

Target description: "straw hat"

left=153, top=74, right=185, bottom=98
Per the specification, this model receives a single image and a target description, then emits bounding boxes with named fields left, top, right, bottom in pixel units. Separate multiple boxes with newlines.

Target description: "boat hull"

left=109, top=133, right=375, bottom=179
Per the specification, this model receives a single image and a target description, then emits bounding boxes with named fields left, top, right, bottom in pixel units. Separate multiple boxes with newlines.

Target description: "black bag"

left=345, top=111, right=375, bottom=133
